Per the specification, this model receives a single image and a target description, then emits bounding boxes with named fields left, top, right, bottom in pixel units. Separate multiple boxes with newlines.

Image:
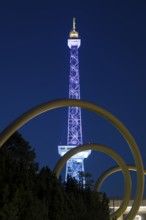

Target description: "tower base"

left=66, top=158, right=85, bottom=183
left=58, top=145, right=91, bottom=183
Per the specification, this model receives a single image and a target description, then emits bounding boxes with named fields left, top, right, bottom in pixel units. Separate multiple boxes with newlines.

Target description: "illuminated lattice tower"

left=58, top=18, right=91, bottom=182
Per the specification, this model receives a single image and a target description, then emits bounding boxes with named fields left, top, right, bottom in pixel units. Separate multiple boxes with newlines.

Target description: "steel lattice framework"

left=67, top=45, right=83, bottom=146
left=58, top=18, right=91, bottom=182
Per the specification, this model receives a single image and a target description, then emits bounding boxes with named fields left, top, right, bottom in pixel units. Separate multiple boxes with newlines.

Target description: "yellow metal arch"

left=0, top=99, right=144, bottom=219
left=94, top=165, right=146, bottom=192
left=53, top=143, right=131, bottom=219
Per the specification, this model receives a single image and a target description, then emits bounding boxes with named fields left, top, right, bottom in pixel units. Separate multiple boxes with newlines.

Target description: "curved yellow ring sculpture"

left=53, top=143, right=132, bottom=219
left=94, top=165, right=146, bottom=192
left=0, top=99, right=144, bottom=219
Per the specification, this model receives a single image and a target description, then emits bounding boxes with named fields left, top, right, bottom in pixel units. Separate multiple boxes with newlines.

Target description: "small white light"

left=134, top=215, right=142, bottom=220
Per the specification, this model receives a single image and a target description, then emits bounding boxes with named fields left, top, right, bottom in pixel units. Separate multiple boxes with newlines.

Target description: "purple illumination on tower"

left=58, top=18, right=91, bottom=182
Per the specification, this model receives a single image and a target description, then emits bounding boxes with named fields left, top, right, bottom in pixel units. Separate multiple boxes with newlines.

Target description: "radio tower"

left=58, top=18, right=91, bottom=182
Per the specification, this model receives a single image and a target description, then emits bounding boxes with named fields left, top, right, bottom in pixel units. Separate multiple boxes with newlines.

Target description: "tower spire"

left=73, top=17, right=76, bottom=31
left=69, top=17, right=79, bottom=38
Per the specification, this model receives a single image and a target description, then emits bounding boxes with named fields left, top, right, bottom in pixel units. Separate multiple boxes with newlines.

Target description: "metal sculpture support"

left=0, top=99, right=144, bottom=220
left=94, top=165, right=146, bottom=193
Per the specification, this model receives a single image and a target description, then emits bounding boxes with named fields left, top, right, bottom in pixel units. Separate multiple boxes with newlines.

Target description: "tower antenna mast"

left=73, top=17, right=76, bottom=31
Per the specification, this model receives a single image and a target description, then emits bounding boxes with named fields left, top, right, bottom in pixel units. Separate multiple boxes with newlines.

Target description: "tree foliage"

left=0, top=132, right=111, bottom=220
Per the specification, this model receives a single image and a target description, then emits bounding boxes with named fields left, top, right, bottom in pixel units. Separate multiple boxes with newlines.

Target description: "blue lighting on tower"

left=58, top=18, right=91, bottom=183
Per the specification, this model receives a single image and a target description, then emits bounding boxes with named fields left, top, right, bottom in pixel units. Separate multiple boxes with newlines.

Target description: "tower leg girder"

left=66, top=158, right=84, bottom=183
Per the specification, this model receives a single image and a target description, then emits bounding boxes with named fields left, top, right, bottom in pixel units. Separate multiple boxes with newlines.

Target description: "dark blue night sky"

left=0, top=1, right=146, bottom=197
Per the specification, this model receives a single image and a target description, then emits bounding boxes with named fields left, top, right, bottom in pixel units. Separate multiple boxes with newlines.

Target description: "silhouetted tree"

left=0, top=132, right=111, bottom=220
